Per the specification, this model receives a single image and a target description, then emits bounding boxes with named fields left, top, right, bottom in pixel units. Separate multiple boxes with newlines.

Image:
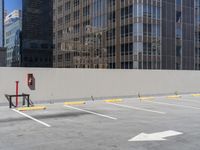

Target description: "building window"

left=65, top=1, right=70, bottom=11
left=73, top=10, right=80, bottom=20
left=176, top=11, right=182, bottom=23
left=83, top=6, right=90, bottom=16
left=176, top=46, right=182, bottom=57
left=133, top=23, right=143, bottom=36
left=65, top=14, right=70, bottom=23
left=58, top=30, right=63, bottom=39
left=121, top=24, right=133, bottom=37
left=58, top=6, right=63, bottom=14
left=176, top=0, right=182, bottom=5
left=176, top=27, right=182, bottom=39
left=108, top=11, right=116, bottom=22
left=30, top=43, right=38, bottom=49
left=58, top=54, right=63, bottom=62
left=74, top=0, right=80, bottom=7
left=121, top=5, right=133, bottom=19
left=134, top=4, right=143, bottom=17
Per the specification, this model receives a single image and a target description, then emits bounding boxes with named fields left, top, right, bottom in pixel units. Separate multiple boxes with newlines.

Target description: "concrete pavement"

left=0, top=95, right=200, bottom=150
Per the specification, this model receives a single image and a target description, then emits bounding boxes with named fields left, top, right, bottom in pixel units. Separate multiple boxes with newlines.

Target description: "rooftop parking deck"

left=1, top=94, right=200, bottom=150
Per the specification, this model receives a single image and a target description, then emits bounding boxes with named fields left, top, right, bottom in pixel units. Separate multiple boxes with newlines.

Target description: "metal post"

left=22, top=95, right=25, bottom=106
left=27, top=95, right=30, bottom=107
left=9, top=97, right=12, bottom=108
left=16, top=81, right=19, bottom=107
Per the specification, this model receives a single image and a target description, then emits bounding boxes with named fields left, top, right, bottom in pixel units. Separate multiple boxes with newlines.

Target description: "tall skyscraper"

left=162, top=0, right=195, bottom=70
left=53, top=0, right=200, bottom=70
left=194, top=0, right=200, bottom=70
left=0, top=0, right=4, bottom=47
left=0, top=47, right=6, bottom=66
left=4, top=10, right=22, bottom=67
left=21, top=0, right=53, bottom=67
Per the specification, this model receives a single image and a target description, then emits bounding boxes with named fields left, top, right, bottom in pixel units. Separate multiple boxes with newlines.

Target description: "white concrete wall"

left=0, top=67, right=200, bottom=105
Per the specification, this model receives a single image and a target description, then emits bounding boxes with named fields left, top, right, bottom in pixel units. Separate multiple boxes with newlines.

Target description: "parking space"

left=144, top=96, right=200, bottom=112
left=0, top=94, right=200, bottom=150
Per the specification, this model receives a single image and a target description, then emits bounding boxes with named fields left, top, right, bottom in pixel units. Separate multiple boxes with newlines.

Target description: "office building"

left=4, top=10, right=22, bottom=67
left=4, top=10, right=22, bottom=25
left=195, top=0, right=200, bottom=70
left=21, top=0, right=53, bottom=67
left=0, top=47, right=6, bottom=66
left=53, top=0, right=108, bottom=68
left=53, top=0, right=200, bottom=70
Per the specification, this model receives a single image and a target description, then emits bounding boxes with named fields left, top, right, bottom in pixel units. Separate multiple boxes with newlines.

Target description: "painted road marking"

left=107, top=103, right=166, bottom=114
left=192, top=94, right=200, bottom=97
left=166, top=95, right=181, bottom=99
left=138, top=97, right=155, bottom=101
left=145, top=100, right=200, bottom=110
left=12, top=109, right=51, bottom=127
left=104, top=99, right=123, bottom=103
left=129, top=130, right=183, bottom=142
left=16, top=106, right=46, bottom=111
left=64, top=101, right=86, bottom=106
left=64, top=105, right=117, bottom=120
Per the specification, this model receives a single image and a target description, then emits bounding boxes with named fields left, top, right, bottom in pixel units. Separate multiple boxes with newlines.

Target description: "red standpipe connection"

left=16, top=81, right=19, bottom=107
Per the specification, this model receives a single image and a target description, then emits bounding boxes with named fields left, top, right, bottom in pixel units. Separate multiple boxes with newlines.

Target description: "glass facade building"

left=195, top=0, right=200, bottom=70
left=21, top=0, right=53, bottom=67
left=53, top=0, right=200, bottom=70
left=4, top=12, right=22, bottom=67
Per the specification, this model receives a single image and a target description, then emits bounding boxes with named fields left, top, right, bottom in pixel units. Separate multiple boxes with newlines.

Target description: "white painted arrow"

left=129, top=130, right=183, bottom=142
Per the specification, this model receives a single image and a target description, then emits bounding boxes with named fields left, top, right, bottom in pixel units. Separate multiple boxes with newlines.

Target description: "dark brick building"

left=0, top=0, right=4, bottom=47
left=21, top=0, right=53, bottom=67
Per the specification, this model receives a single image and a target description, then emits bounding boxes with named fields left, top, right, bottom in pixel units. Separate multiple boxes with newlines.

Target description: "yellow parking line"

left=16, top=106, right=46, bottom=111
left=104, top=99, right=123, bottom=103
left=64, top=101, right=86, bottom=106
left=138, top=97, right=155, bottom=101
left=166, top=95, right=181, bottom=99
left=192, top=94, right=200, bottom=97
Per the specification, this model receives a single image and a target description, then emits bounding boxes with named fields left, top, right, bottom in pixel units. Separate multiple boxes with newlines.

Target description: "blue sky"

left=5, top=0, right=22, bottom=13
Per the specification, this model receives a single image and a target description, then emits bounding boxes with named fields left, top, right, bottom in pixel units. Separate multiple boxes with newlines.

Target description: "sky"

left=5, top=0, right=22, bottom=13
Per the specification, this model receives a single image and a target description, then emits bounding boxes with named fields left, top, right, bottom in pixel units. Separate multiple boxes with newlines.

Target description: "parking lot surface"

left=0, top=95, right=200, bottom=150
